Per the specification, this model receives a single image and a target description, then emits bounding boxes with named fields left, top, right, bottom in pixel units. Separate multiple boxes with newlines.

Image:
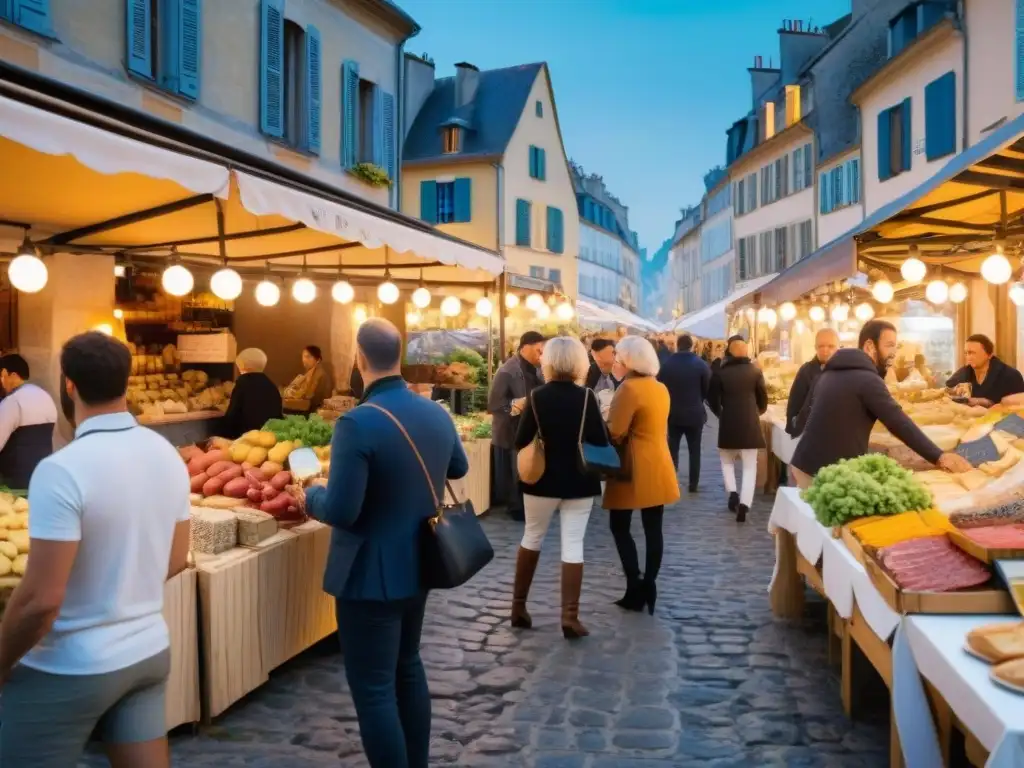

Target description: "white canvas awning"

left=580, top=298, right=659, bottom=331
left=672, top=274, right=778, bottom=338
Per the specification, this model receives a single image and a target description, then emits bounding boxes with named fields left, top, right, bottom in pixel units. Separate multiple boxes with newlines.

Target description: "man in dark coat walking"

left=785, top=328, right=838, bottom=437
left=657, top=334, right=711, bottom=491
left=707, top=337, right=767, bottom=522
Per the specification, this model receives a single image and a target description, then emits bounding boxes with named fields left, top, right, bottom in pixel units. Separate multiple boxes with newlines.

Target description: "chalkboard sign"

left=954, top=434, right=1001, bottom=467
left=995, top=413, right=1024, bottom=439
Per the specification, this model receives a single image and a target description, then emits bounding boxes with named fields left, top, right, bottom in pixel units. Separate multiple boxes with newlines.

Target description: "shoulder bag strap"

left=577, top=387, right=589, bottom=446
left=362, top=402, right=461, bottom=507
left=529, top=389, right=543, bottom=442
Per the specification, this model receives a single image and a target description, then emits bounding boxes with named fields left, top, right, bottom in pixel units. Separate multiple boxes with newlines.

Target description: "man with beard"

left=790, top=320, right=970, bottom=488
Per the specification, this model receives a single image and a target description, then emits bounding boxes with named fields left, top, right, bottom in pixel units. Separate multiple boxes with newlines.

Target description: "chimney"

left=454, top=62, right=480, bottom=109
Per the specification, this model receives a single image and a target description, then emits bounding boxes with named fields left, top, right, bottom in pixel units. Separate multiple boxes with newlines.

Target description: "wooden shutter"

left=877, top=108, right=892, bottom=181
left=177, top=0, right=201, bottom=98
left=371, top=85, right=384, bottom=167
left=516, top=200, right=531, bottom=246
left=850, top=158, right=861, bottom=203
left=546, top=207, right=563, bottom=253
left=420, top=181, right=437, bottom=224
left=382, top=92, right=395, bottom=181
left=538, top=148, right=546, bottom=181
left=303, top=25, right=322, bottom=154
left=453, top=178, right=472, bottom=223
left=126, top=0, right=152, bottom=80
left=900, top=98, right=912, bottom=172
left=804, top=143, right=812, bottom=189
left=924, top=71, right=956, bottom=160
left=528, top=146, right=536, bottom=178
left=1017, top=0, right=1024, bottom=101
left=341, top=60, right=360, bottom=168
left=834, top=166, right=844, bottom=208
left=819, top=172, right=829, bottom=214
left=259, top=0, right=285, bottom=138
left=13, top=0, right=52, bottom=35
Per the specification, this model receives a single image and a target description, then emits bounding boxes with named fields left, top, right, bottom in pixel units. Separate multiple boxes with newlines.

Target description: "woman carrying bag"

left=511, top=337, right=609, bottom=639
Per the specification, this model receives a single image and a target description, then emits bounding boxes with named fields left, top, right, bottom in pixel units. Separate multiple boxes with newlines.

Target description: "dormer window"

left=443, top=126, right=461, bottom=154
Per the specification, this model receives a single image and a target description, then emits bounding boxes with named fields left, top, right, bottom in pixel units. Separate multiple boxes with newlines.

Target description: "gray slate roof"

left=404, top=63, right=544, bottom=165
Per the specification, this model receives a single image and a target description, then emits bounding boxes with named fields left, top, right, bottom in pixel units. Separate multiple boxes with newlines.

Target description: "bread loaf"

left=966, top=622, right=1024, bottom=663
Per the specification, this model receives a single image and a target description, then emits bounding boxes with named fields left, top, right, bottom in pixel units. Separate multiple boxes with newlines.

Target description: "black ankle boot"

left=728, top=492, right=739, bottom=512
left=614, top=578, right=645, bottom=612
left=736, top=503, right=749, bottom=523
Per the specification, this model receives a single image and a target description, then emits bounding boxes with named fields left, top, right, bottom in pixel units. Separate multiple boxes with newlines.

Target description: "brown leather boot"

left=560, top=562, right=589, bottom=639
left=510, top=547, right=540, bottom=628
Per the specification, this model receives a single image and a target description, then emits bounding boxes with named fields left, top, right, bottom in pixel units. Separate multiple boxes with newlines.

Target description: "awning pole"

left=498, top=271, right=507, bottom=364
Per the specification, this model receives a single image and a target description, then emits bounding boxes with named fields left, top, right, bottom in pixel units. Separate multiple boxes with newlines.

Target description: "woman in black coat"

left=706, top=338, right=767, bottom=522
left=221, top=348, right=283, bottom=439
left=510, top=337, right=609, bottom=640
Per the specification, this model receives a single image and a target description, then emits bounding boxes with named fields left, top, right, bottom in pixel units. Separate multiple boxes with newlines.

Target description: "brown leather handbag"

left=516, top=390, right=545, bottom=484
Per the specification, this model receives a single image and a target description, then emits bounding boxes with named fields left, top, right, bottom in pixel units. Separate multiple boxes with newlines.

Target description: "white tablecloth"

left=895, top=615, right=1024, bottom=768
left=768, top=488, right=901, bottom=640
left=771, top=422, right=800, bottom=465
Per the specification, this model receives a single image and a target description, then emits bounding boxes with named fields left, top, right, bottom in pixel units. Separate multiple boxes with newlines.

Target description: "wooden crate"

left=449, top=438, right=491, bottom=516
left=163, top=567, right=201, bottom=730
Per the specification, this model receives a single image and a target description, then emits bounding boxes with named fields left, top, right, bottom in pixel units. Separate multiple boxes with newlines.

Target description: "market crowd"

left=0, top=313, right=1002, bottom=768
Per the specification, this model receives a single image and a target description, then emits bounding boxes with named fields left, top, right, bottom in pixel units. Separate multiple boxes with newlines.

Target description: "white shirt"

left=0, top=382, right=57, bottom=452
left=23, top=412, right=190, bottom=675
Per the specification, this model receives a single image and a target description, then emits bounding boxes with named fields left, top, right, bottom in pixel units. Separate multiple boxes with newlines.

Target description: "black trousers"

left=336, top=594, right=430, bottom=768
left=668, top=424, right=703, bottom=489
left=492, top=445, right=524, bottom=518
left=608, top=506, right=665, bottom=584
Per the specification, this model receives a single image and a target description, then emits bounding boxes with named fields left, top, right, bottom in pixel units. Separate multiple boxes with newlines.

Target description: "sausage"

left=223, top=477, right=251, bottom=498
left=194, top=450, right=227, bottom=472
left=206, top=461, right=236, bottom=478
left=269, top=471, right=292, bottom=491
left=215, top=465, right=244, bottom=483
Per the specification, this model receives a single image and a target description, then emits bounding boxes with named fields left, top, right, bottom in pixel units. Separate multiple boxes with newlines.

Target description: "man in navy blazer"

left=304, top=318, right=468, bottom=768
left=657, top=334, right=711, bottom=491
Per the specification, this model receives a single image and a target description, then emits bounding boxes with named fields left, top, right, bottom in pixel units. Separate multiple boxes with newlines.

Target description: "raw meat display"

left=950, top=499, right=1024, bottom=529
left=879, top=537, right=991, bottom=592
left=963, top=524, right=1024, bottom=549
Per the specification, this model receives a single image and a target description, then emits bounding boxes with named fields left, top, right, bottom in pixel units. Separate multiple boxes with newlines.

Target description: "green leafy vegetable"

left=261, top=414, right=334, bottom=447
left=801, top=454, right=933, bottom=527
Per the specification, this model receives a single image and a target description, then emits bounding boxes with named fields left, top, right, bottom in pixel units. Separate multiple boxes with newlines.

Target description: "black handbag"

left=577, top=388, right=622, bottom=478
left=365, top=403, right=494, bottom=590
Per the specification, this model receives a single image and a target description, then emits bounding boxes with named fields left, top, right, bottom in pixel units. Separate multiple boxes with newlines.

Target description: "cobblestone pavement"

left=82, top=423, right=888, bottom=767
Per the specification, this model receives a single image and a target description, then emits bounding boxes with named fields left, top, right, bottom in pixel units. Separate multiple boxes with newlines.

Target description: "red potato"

left=205, top=461, right=236, bottom=478
left=179, top=445, right=204, bottom=462
left=241, top=462, right=254, bottom=471
left=186, top=455, right=207, bottom=476
left=246, top=487, right=264, bottom=503
left=260, top=493, right=293, bottom=514
left=261, top=484, right=280, bottom=501
left=190, top=472, right=209, bottom=493
left=215, top=465, right=244, bottom=483
left=260, top=461, right=284, bottom=476
left=193, top=450, right=227, bottom=472
left=269, top=471, right=292, bottom=491
left=245, top=469, right=267, bottom=486
left=202, top=475, right=227, bottom=496
left=223, top=477, right=251, bottom=498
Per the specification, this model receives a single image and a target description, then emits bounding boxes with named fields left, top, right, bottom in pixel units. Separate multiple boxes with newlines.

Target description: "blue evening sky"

left=398, top=0, right=852, bottom=253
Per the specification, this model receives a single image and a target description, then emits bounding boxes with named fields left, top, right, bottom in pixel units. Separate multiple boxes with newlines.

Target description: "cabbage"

left=801, top=454, right=933, bottom=527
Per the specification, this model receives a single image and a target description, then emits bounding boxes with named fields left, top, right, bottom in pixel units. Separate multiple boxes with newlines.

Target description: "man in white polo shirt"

left=0, top=331, right=191, bottom=767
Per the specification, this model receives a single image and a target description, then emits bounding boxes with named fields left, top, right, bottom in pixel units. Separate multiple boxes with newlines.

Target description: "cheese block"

left=189, top=508, right=237, bottom=555
left=234, top=510, right=278, bottom=546
left=966, top=622, right=1024, bottom=663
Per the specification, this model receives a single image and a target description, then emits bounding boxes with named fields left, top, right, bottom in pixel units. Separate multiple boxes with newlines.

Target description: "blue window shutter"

left=177, top=0, right=201, bottom=99
left=901, top=98, right=912, bottom=172
left=1017, top=0, right=1024, bottom=101
left=12, top=0, right=52, bottom=35
left=516, top=199, right=531, bottom=246
left=546, top=207, right=563, bottom=253
left=341, top=60, right=360, bottom=168
left=259, top=0, right=284, bottom=138
left=304, top=25, right=322, bottom=154
left=420, top=181, right=438, bottom=224
left=546, top=207, right=555, bottom=251
left=159, top=0, right=180, bottom=92
left=835, top=166, right=845, bottom=207
left=536, top=100, right=543, bottom=117
left=382, top=91, right=395, bottom=181
left=924, top=71, right=956, bottom=161
left=126, top=0, right=152, bottom=79
left=0, top=1, right=9, bottom=20
left=851, top=159, right=861, bottom=203
left=453, top=178, right=472, bottom=223
left=538, top=148, right=546, bottom=181
left=528, top=146, right=536, bottom=178
left=819, top=173, right=828, bottom=214
left=877, top=108, right=892, bottom=181
left=372, top=85, right=384, bottom=167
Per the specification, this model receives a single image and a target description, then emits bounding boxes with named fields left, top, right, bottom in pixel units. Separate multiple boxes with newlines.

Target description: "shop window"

left=127, top=0, right=201, bottom=100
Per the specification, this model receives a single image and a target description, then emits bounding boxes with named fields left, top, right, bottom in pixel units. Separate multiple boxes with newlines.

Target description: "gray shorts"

left=0, top=648, right=170, bottom=767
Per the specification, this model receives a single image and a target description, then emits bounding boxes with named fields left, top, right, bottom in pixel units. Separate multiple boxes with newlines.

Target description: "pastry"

left=991, top=657, right=1024, bottom=692
left=966, top=622, right=1024, bottom=663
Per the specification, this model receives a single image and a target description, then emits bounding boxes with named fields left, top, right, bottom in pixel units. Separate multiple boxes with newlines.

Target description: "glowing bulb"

left=210, top=267, right=243, bottom=300
left=536, top=303, right=551, bottom=320
left=475, top=297, right=493, bottom=317
left=113, top=308, right=124, bottom=320
left=377, top=280, right=399, bottom=305
left=925, top=279, right=949, bottom=305
left=94, top=323, right=113, bottom=336
left=525, top=293, right=544, bottom=312
left=854, top=302, right=874, bottom=322
left=901, top=257, right=927, bottom=284
left=292, top=277, right=317, bottom=304
left=808, top=305, right=825, bottom=323
left=441, top=296, right=462, bottom=317
left=114, top=264, right=126, bottom=278
left=744, top=307, right=756, bottom=322
left=332, top=280, right=354, bottom=304
left=794, top=319, right=806, bottom=334
left=8, top=253, right=48, bottom=293
left=1011, top=283, right=1024, bottom=307
left=406, top=310, right=422, bottom=325
left=353, top=305, right=368, bottom=325
left=830, top=303, right=849, bottom=323
left=161, top=264, right=193, bottom=297
left=949, top=282, right=968, bottom=303
left=556, top=301, right=575, bottom=321
left=779, top=302, right=797, bottom=321
left=871, top=280, right=895, bottom=304
left=505, top=293, right=520, bottom=309
left=412, top=286, right=431, bottom=308
left=981, top=252, right=1012, bottom=284
left=255, top=280, right=281, bottom=307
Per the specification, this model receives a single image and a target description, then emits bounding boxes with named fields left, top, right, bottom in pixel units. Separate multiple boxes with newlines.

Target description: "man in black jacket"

left=585, top=338, right=618, bottom=393
left=785, top=328, right=838, bottom=437
left=657, top=334, right=711, bottom=491
left=791, top=320, right=971, bottom=487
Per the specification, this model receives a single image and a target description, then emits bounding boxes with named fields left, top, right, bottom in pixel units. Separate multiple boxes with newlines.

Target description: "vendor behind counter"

left=945, top=334, right=1024, bottom=407
left=0, top=354, right=57, bottom=488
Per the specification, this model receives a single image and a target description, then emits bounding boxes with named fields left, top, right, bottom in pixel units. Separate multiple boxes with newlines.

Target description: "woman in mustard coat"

left=603, top=336, right=680, bottom=614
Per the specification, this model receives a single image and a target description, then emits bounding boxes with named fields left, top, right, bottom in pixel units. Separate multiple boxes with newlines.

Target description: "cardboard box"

left=863, top=554, right=1016, bottom=615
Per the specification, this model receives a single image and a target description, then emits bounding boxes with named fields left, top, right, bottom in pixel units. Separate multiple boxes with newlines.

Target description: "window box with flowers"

left=348, top=162, right=392, bottom=189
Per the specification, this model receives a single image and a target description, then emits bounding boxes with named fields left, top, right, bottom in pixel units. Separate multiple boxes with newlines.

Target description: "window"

left=794, top=146, right=804, bottom=191
left=546, top=207, right=564, bottom=253
left=419, top=179, right=472, bottom=225
left=436, top=181, right=455, bottom=224
left=774, top=227, right=787, bottom=271
left=0, top=0, right=54, bottom=36
left=747, top=173, right=757, bottom=211
left=127, top=0, right=202, bottom=101
left=799, top=220, right=813, bottom=261
left=283, top=21, right=306, bottom=148
left=535, top=100, right=543, bottom=117
left=548, top=268, right=561, bottom=285
left=820, top=158, right=861, bottom=214
left=340, top=60, right=395, bottom=173
left=759, top=232, right=773, bottom=274
left=529, top=146, right=546, bottom=180
left=737, top=236, right=755, bottom=280
left=443, top=126, right=461, bottom=154
left=879, top=100, right=911, bottom=181
left=761, top=166, right=771, bottom=205
left=515, top=199, right=531, bottom=246
left=735, top=179, right=746, bottom=216
left=925, top=71, right=956, bottom=160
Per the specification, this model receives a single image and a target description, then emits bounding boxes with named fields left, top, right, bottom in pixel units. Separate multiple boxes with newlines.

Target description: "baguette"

left=966, top=622, right=1024, bottom=663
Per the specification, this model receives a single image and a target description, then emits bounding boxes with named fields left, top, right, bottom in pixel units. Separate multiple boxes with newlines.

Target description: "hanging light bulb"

left=536, top=303, right=551, bottom=320
left=412, top=286, right=431, bottom=308
left=871, top=280, right=895, bottom=304
left=854, top=302, right=875, bottom=322
left=981, top=244, right=1012, bottom=284
left=406, top=310, right=422, bottom=326
left=292, top=276, right=317, bottom=304
left=830, top=303, right=850, bottom=323
left=161, top=262, right=193, bottom=297
left=332, top=280, right=354, bottom=304
left=114, top=264, right=127, bottom=278
left=925, top=279, right=949, bottom=305
left=744, top=307, right=756, bottom=322
left=475, top=297, right=493, bottom=317
left=210, top=266, right=243, bottom=301
left=808, top=305, right=826, bottom=323
left=255, top=279, right=281, bottom=307
left=94, top=323, right=113, bottom=336
left=1011, top=283, right=1024, bottom=306
left=779, top=302, right=797, bottom=322
left=113, top=308, right=124, bottom=320
left=525, top=293, right=544, bottom=312
left=8, top=254, right=48, bottom=294
left=505, top=293, right=520, bottom=309
left=949, top=281, right=968, bottom=303
left=556, top=301, right=575, bottom=321
left=901, top=251, right=927, bottom=284
left=353, top=305, right=368, bottom=325
left=757, top=307, right=777, bottom=328
left=441, top=296, right=462, bottom=317
left=377, top=277, right=400, bottom=305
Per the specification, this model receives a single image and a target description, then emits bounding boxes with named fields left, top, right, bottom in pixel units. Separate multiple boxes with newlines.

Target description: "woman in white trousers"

left=511, top=337, right=610, bottom=639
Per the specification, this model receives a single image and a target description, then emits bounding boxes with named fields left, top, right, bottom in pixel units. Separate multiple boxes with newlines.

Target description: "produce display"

left=129, top=367, right=233, bottom=420
left=262, top=415, right=334, bottom=447
left=878, top=536, right=991, bottom=592
left=0, top=493, right=30, bottom=617
left=802, top=454, right=932, bottom=527
left=847, top=509, right=954, bottom=549
left=450, top=410, right=492, bottom=440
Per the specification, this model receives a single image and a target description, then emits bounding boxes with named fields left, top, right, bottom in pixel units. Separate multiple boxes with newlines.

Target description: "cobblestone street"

left=84, top=424, right=889, bottom=767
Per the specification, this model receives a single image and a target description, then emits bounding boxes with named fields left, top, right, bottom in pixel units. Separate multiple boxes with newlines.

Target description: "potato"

left=242, top=430, right=263, bottom=445
left=0, top=498, right=14, bottom=517
left=0, top=542, right=16, bottom=559
left=270, top=471, right=292, bottom=491
left=230, top=442, right=253, bottom=463
left=0, top=554, right=11, bottom=576
left=245, top=446, right=268, bottom=466
left=0, top=576, right=20, bottom=588
left=12, top=553, right=26, bottom=576
left=267, top=441, right=293, bottom=464
left=208, top=436, right=232, bottom=452
left=190, top=473, right=209, bottom=494
left=260, top=461, right=284, bottom=477
left=255, top=431, right=277, bottom=448
left=8, top=512, right=28, bottom=530
left=7, top=531, right=27, bottom=553
left=202, top=475, right=227, bottom=497
left=223, top=477, right=251, bottom=499
left=205, top=461, right=236, bottom=478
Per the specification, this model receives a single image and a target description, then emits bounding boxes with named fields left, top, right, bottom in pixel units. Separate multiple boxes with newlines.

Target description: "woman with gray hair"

left=220, top=347, right=283, bottom=438
left=603, top=335, right=680, bottom=614
left=511, top=336, right=610, bottom=639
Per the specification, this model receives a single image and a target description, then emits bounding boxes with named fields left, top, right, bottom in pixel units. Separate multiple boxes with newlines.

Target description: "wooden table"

left=163, top=567, right=201, bottom=730
left=449, top=438, right=491, bottom=516
left=194, top=522, right=336, bottom=720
